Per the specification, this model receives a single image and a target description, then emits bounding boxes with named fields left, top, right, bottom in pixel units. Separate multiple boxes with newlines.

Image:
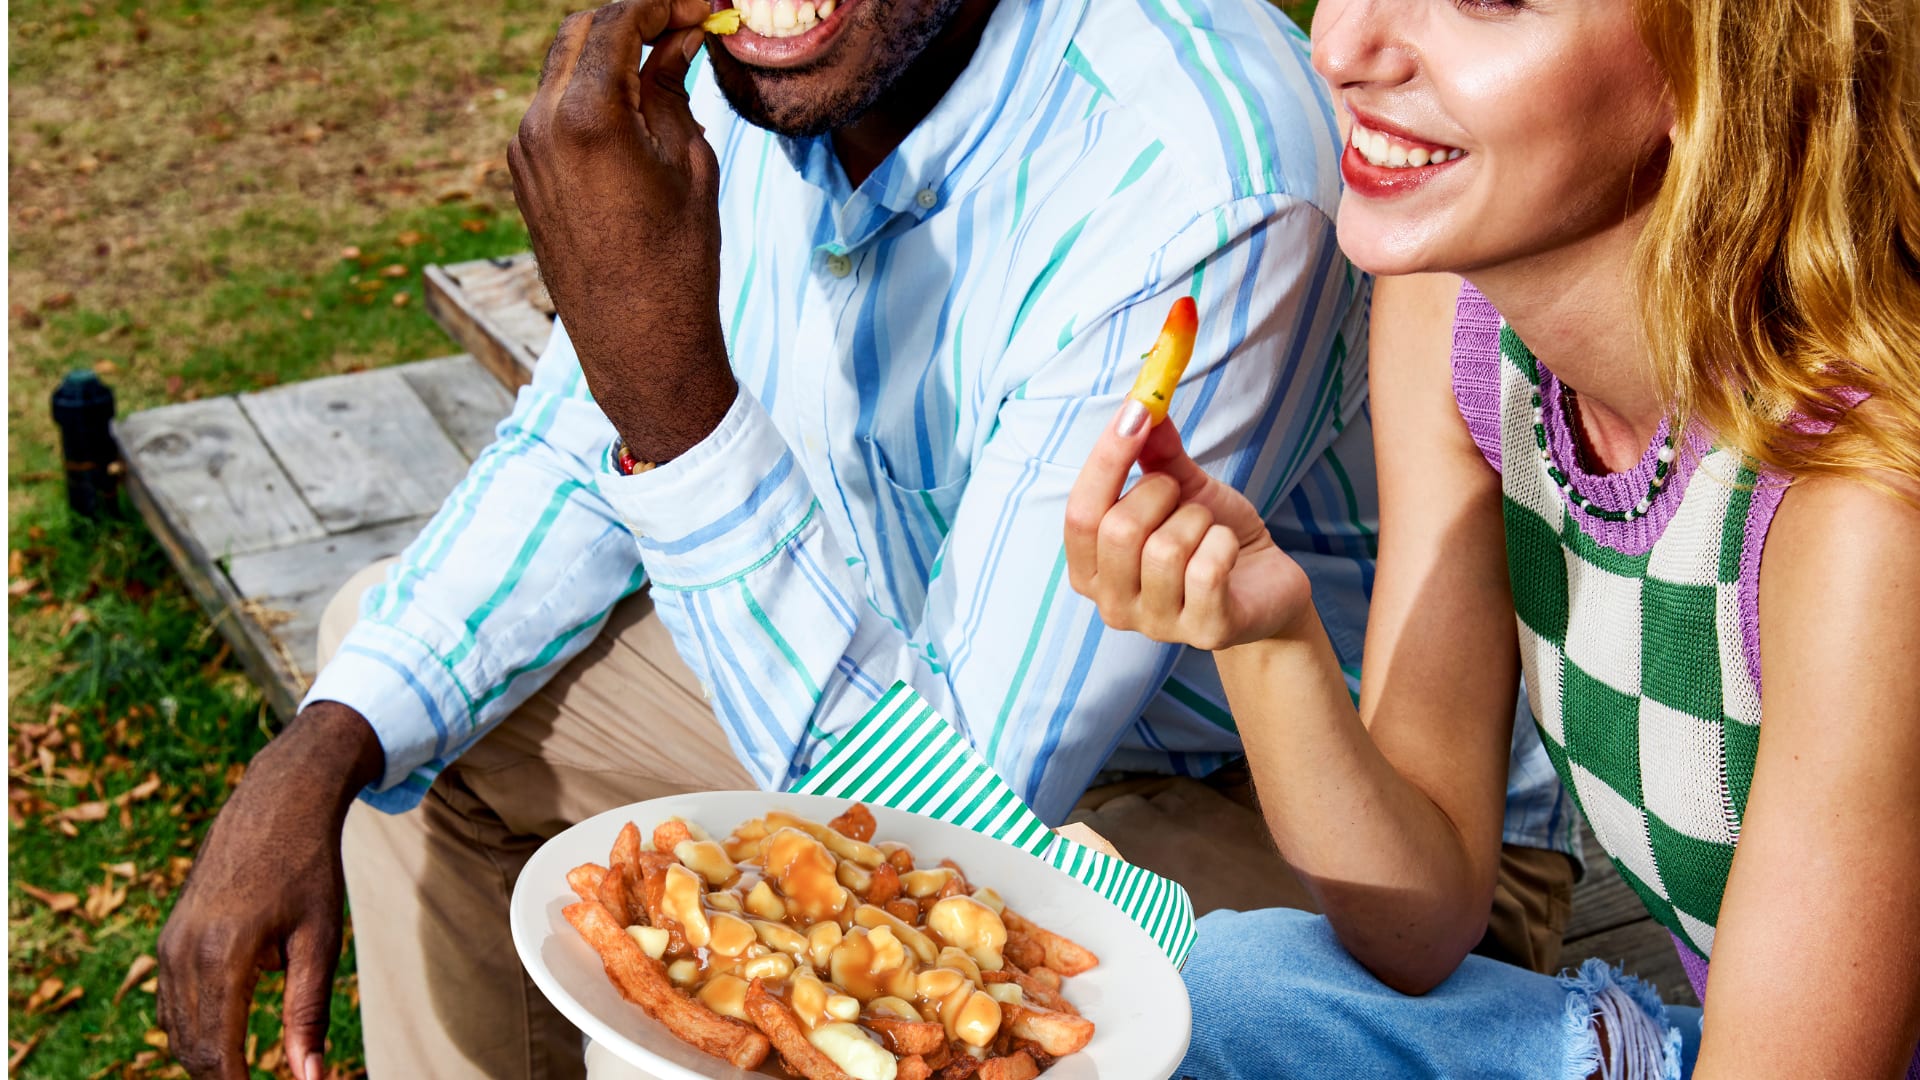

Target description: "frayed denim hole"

left=1556, top=957, right=1685, bottom=1080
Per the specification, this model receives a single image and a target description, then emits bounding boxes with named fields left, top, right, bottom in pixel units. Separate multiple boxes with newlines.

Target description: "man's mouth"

left=718, top=0, right=841, bottom=39
left=1347, top=119, right=1463, bottom=169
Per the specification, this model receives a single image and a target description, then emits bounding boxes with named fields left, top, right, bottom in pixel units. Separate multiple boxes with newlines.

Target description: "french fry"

left=828, top=802, right=877, bottom=843
left=1025, top=967, right=1062, bottom=993
left=1004, top=932, right=1044, bottom=972
left=743, top=978, right=856, bottom=1080
left=981, top=969, right=1075, bottom=1016
left=567, top=863, right=608, bottom=903
left=867, top=862, right=902, bottom=906
left=932, top=1054, right=982, bottom=1080
left=859, top=1015, right=946, bottom=1057
left=898, top=1055, right=933, bottom=1080
left=1001, top=912, right=1098, bottom=976
left=597, top=864, right=637, bottom=928
left=980, top=1051, right=1041, bottom=1080
left=653, top=818, right=696, bottom=855
left=700, top=7, right=742, bottom=34
left=561, top=901, right=769, bottom=1068
left=1124, top=296, right=1199, bottom=425
left=1002, top=1002, right=1095, bottom=1058
left=611, top=821, right=643, bottom=870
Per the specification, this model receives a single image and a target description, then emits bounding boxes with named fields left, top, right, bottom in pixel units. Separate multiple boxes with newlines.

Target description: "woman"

left=1065, top=0, right=1920, bottom=1076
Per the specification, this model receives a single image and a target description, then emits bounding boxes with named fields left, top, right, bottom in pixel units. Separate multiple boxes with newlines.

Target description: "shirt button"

left=826, top=252, right=852, bottom=278
left=915, top=188, right=938, bottom=210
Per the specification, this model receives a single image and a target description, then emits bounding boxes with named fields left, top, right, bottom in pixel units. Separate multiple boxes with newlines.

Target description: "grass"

left=8, top=1, right=1318, bottom=1077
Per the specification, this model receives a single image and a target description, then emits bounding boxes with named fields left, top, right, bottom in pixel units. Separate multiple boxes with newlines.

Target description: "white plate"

left=510, top=791, right=1193, bottom=1080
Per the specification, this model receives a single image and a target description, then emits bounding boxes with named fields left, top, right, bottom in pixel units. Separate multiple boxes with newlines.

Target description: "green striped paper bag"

left=789, top=682, right=1197, bottom=967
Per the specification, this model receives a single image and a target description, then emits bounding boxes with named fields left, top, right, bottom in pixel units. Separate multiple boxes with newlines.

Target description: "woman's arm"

left=1223, top=271, right=1524, bottom=990
left=1064, top=272, right=1522, bottom=991
left=1691, top=472, right=1920, bottom=1078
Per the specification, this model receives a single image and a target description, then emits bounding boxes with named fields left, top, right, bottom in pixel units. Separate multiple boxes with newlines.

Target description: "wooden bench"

left=117, top=252, right=1696, bottom=1005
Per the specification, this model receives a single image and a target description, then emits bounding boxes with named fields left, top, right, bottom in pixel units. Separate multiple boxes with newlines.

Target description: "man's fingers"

left=281, top=920, right=343, bottom=1080
left=639, top=24, right=704, bottom=107
left=537, top=9, right=596, bottom=95
left=165, top=927, right=264, bottom=1080
left=1066, top=404, right=1153, bottom=590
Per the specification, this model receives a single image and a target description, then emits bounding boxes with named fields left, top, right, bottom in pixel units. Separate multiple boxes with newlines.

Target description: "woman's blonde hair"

left=1633, top=0, right=1920, bottom=488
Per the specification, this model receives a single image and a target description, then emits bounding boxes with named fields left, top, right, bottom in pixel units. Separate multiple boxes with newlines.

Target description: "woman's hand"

left=1064, top=405, right=1313, bottom=649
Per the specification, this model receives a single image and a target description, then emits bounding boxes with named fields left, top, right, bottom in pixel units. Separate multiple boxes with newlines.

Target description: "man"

left=157, top=0, right=1578, bottom=1077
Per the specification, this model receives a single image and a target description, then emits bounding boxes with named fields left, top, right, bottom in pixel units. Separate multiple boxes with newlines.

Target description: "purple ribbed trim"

left=1451, top=283, right=1505, bottom=472
left=1537, top=364, right=1712, bottom=557
left=1670, top=933, right=1710, bottom=1002
left=1739, top=476, right=1788, bottom=695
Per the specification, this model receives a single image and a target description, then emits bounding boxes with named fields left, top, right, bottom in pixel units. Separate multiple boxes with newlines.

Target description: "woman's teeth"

left=729, top=0, right=836, bottom=37
left=1350, top=122, right=1463, bottom=169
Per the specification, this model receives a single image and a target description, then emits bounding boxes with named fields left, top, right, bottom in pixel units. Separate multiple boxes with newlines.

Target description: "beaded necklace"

left=1528, top=361, right=1676, bottom=524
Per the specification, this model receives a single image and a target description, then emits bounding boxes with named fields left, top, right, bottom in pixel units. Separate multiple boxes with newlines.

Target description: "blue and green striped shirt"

left=309, top=0, right=1562, bottom=843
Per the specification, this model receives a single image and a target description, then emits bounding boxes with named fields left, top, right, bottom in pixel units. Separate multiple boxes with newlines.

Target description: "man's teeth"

left=732, top=0, right=835, bottom=37
left=1350, top=123, right=1462, bottom=169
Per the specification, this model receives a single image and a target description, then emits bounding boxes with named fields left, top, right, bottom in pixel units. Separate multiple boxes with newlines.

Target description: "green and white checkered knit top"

left=1452, top=284, right=1791, bottom=970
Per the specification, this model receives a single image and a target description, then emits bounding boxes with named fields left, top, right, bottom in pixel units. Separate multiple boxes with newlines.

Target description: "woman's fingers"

left=1139, top=503, right=1216, bottom=623
left=1183, top=524, right=1243, bottom=649
left=1066, top=403, right=1155, bottom=593
left=1095, top=473, right=1183, bottom=610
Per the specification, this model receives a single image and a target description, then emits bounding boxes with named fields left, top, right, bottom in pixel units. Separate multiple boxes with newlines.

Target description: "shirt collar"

left=779, top=0, right=1090, bottom=251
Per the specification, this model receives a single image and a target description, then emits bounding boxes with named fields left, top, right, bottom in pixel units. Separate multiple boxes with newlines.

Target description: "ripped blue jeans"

left=1176, top=908, right=1704, bottom=1080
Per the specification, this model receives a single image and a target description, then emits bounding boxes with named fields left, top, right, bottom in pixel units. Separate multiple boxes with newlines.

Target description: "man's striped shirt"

left=307, top=0, right=1571, bottom=849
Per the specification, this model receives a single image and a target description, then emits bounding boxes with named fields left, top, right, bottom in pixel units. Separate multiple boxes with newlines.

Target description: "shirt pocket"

left=861, top=435, right=968, bottom=609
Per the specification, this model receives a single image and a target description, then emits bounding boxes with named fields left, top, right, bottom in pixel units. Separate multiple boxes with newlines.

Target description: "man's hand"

left=509, top=0, right=735, bottom=464
left=157, top=702, right=384, bottom=1080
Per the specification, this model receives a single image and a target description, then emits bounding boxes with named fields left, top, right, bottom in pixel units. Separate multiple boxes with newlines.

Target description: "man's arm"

left=609, top=196, right=1360, bottom=821
left=302, top=320, right=648, bottom=807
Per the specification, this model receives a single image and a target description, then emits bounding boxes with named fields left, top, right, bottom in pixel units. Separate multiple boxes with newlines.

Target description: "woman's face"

left=1311, top=0, right=1673, bottom=278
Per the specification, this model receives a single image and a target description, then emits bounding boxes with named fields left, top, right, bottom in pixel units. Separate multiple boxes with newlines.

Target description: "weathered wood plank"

left=1564, top=918, right=1699, bottom=1007
left=225, top=516, right=434, bottom=689
left=238, top=369, right=470, bottom=534
left=114, top=397, right=327, bottom=558
left=121, top=465, right=305, bottom=720
left=422, top=255, right=555, bottom=391
left=399, top=354, right=515, bottom=460
left=1567, top=819, right=1653, bottom=940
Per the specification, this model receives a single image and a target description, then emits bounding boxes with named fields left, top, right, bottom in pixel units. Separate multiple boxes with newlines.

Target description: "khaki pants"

left=321, top=561, right=1573, bottom=1080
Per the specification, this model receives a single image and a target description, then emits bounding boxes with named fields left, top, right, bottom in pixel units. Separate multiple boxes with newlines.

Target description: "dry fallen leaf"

left=54, top=800, right=109, bottom=823
left=84, top=880, right=128, bottom=922
left=338, top=246, right=361, bottom=260
left=25, top=977, right=65, bottom=1013
left=18, top=883, right=80, bottom=913
left=9, top=578, right=41, bottom=597
left=144, top=1028, right=170, bottom=1051
left=92, top=359, right=119, bottom=376
left=8, top=550, right=25, bottom=577
left=121, top=773, right=163, bottom=803
left=43, top=291, right=76, bottom=310
left=391, top=291, right=411, bottom=308
left=102, top=860, right=137, bottom=879
left=381, top=263, right=408, bottom=278
left=8, top=1031, right=43, bottom=1071
left=257, top=1040, right=285, bottom=1072
left=139, top=977, right=158, bottom=994
left=116, top=955, right=159, bottom=1004
left=395, top=230, right=425, bottom=247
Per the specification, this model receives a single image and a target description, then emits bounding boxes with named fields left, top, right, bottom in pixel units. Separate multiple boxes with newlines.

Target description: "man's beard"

left=709, top=0, right=969, bottom=138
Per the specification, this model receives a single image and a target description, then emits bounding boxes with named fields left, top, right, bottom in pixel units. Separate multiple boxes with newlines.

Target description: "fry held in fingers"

left=560, top=802, right=1099, bottom=1077
left=1123, top=296, right=1199, bottom=430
